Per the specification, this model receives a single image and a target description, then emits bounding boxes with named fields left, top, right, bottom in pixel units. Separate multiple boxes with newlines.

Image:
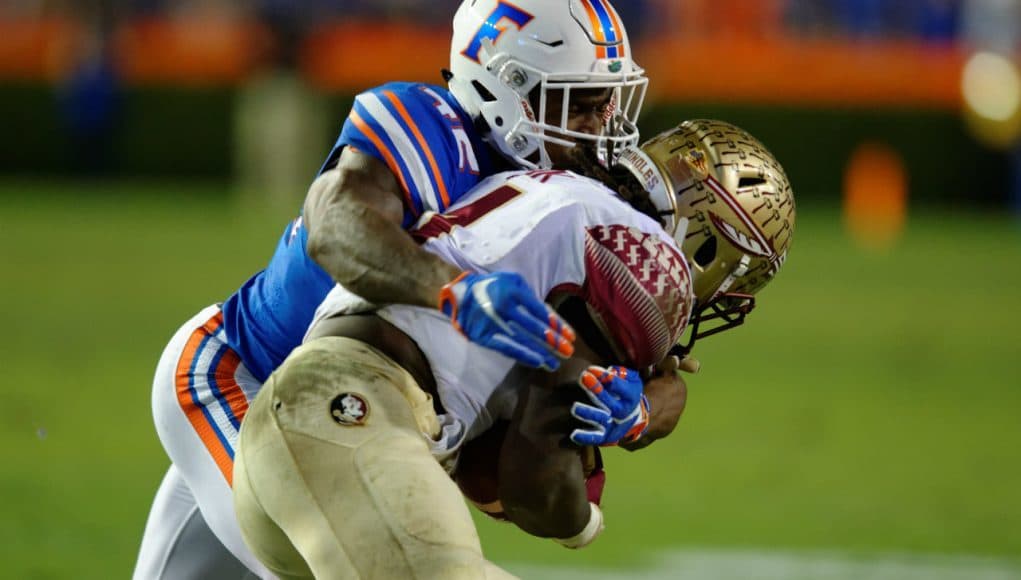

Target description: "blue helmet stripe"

left=589, top=0, right=619, bottom=44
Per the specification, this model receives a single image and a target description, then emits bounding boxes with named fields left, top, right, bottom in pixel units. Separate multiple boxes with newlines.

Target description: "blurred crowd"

left=2, top=0, right=1017, bottom=46
left=2, top=0, right=1018, bottom=201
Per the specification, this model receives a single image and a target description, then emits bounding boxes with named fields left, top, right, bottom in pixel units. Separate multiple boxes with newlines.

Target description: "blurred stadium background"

left=2, top=1, right=1020, bottom=578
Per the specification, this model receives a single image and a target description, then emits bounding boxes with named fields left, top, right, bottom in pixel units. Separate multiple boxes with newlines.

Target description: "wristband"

left=553, top=502, right=604, bottom=549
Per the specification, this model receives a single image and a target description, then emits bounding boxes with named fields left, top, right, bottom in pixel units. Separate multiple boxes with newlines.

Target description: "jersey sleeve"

left=560, top=190, right=693, bottom=369
left=412, top=173, right=592, bottom=298
left=335, top=83, right=483, bottom=227
left=579, top=221, right=693, bottom=368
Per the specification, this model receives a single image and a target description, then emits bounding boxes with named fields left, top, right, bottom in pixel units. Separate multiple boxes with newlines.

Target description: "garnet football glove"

left=439, top=271, right=575, bottom=370
left=570, top=366, right=650, bottom=447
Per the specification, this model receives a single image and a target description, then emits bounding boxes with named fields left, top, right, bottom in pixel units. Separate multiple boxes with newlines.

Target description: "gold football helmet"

left=618, top=119, right=795, bottom=350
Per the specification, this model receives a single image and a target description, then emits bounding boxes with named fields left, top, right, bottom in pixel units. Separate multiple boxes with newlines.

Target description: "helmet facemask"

left=489, top=55, right=648, bottom=169
left=672, top=292, right=756, bottom=358
left=530, top=67, right=647, bottom=169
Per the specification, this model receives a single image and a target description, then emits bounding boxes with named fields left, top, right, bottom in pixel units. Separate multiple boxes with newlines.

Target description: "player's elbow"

left=499, top=462, right=588, bottom=538
left=304, top=169, right=341, bottom=248
left=500, top=472, right=555, bottom=516
left=500, top=484, right=559, bottom=537
left=305, top=214, right=338, bottom=266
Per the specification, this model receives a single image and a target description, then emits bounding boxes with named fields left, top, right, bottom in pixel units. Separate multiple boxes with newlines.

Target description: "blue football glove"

left=570, top=366, right=650, bottom=447
left=439, top=271, right=575, bottom=370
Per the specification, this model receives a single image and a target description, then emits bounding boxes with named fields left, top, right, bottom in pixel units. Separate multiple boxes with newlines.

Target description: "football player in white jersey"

left=452, top=120, right=798, bottom=523
left=230, top=121, right=795, bottom=579
left=134, top=1, right=658, bottom=578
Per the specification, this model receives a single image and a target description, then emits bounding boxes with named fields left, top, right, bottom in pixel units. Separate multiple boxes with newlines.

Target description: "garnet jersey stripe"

left=411, top=184, right=525, bottom=243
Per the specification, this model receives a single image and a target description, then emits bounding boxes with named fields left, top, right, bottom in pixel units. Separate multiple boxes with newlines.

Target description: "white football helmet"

left=449, top=0, right=648, bottom=169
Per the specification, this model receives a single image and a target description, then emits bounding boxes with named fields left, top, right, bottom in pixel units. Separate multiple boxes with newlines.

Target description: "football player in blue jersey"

left=134, top=1, right=653, bottom=578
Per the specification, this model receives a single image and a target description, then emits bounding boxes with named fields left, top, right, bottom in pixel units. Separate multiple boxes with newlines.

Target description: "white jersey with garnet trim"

left=309, top=169, right=694, bottom=457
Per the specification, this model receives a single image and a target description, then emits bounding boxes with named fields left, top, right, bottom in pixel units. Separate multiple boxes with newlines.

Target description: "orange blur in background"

left=0, top=6, right=981, bottom=110
left=843, top=142, right=910, bottom=251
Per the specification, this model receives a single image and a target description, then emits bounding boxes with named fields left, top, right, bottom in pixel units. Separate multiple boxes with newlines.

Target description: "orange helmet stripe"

left=578, top=0, right=609, bottom=59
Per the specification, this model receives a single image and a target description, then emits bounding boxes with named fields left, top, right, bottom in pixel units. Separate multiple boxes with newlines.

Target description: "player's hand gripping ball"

left=570, top=366, right=650, bottom=447
left=439, top=271, right=575, bottom=370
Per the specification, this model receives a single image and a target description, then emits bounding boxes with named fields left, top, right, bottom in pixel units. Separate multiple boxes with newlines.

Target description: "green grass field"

left=2, top=180, right=1020, bottom=579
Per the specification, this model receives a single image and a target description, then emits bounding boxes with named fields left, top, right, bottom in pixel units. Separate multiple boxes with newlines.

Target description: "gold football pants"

left=233, top=337, right=516, bottom=580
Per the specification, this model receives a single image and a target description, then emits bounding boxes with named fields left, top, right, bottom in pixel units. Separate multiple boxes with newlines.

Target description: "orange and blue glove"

left=570, top=366, right=650, bottom=447
left=439, top=271, right=575, bottom=370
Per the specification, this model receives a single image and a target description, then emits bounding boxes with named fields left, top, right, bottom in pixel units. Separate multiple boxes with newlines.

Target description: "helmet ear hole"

left=693, top=235, right=717, bottom=268
left=471, top=80, right=498, bottom=103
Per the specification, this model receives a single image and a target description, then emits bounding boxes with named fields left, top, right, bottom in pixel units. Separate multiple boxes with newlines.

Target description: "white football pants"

left=134, top=304, right=274, bottom=579
left=233, top=337, right=517, bottom=580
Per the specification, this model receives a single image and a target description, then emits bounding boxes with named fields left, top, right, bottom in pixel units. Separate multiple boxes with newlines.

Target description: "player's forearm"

left=500, top=444, right=590, bottom=537
left=307, top=195, right=460, bottom=308
left=499, top=382, right=591, bottom=538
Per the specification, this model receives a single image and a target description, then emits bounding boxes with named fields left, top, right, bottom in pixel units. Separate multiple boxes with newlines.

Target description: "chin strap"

left=712, top=254, right=751, bottom=300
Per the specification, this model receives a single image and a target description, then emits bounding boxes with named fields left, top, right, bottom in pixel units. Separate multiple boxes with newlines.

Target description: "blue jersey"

left=221, top=82, right=495, bottom=382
